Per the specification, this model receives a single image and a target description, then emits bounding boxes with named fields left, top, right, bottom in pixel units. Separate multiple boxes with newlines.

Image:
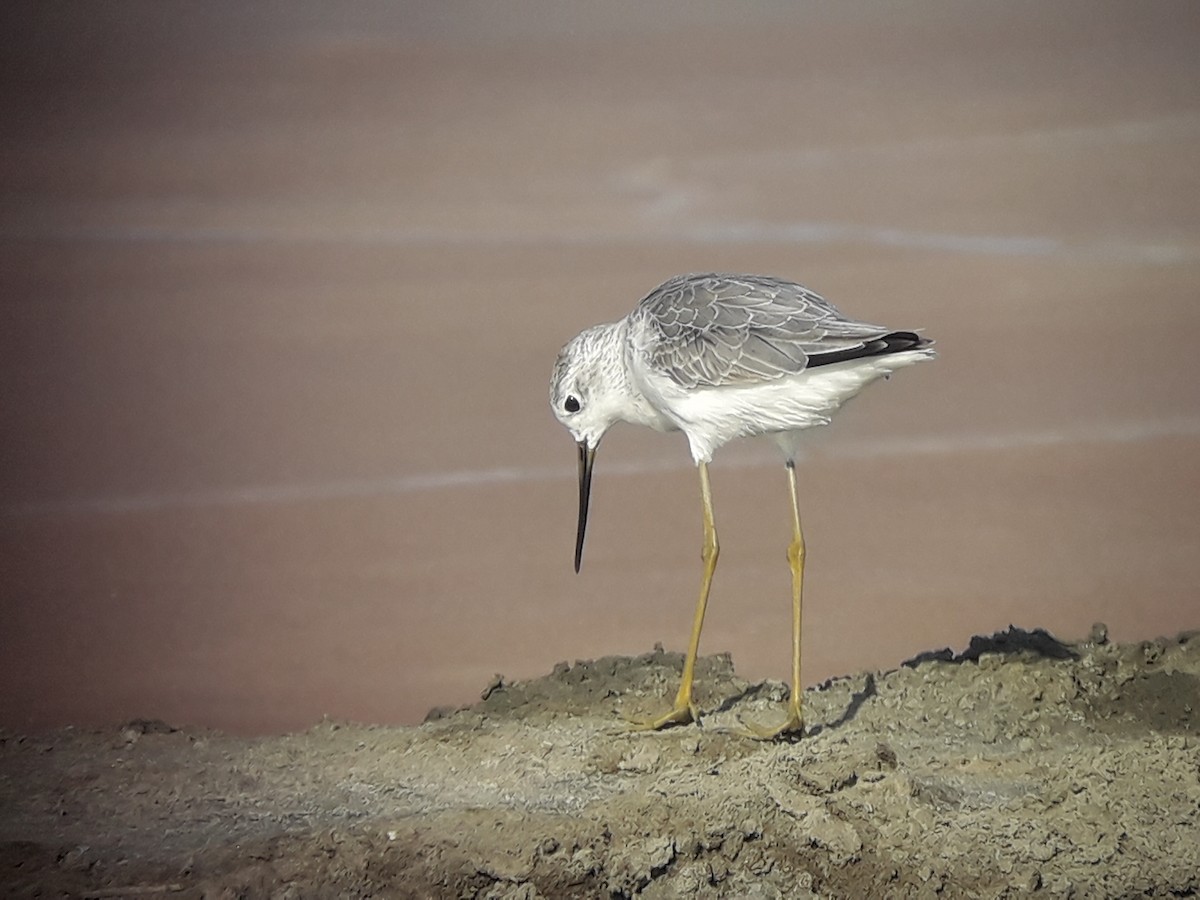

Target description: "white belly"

left=641, top=350, right=933, bottom=462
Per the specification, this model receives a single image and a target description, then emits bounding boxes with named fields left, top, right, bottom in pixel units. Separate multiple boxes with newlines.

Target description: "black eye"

left=564, top=396, right=581, bottom=414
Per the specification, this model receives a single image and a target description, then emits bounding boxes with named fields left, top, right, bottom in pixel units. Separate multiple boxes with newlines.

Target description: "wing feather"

left=629, top=273, right=911, bottom=389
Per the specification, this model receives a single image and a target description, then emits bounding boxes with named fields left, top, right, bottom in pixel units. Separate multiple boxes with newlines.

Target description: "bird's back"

left=628, top=273, right=925, bottom=390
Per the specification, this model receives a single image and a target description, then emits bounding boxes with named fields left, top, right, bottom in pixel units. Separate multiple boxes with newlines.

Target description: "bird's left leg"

left=630, top=460, right=718, bottom=730
left=745, top=460, right=806, bottom=739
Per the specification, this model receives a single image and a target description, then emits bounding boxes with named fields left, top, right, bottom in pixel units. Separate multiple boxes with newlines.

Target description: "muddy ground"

left=1, top=625, right=1197, bottom=899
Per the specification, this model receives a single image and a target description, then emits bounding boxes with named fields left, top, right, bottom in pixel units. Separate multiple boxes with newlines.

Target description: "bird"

left=549, top=272, right=934, bottom=738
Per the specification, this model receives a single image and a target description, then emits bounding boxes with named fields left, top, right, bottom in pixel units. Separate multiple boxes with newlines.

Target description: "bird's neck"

left=592, top=320, right=675, bottom=433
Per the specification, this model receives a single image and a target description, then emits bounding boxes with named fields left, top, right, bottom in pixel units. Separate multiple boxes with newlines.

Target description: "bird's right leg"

left=743, top=460, right=806, bottom=739
left=631, top=460, right=718, bottom=730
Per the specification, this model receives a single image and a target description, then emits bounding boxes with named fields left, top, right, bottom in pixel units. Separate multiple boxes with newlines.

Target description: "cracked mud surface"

left=2, top=626, right=1198, bottom=898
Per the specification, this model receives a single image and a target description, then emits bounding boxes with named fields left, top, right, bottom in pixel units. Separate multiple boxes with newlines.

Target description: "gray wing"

left=629, top=273, right=900, bottom=388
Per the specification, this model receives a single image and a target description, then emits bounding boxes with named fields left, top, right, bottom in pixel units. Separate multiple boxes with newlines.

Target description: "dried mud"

left=2, top=626, right=1198, bottom=899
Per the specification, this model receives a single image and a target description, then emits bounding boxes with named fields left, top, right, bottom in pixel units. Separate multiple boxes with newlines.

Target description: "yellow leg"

left=632, top=461, right=719, bottom=730
left=746, top=461, right=806, bottom=739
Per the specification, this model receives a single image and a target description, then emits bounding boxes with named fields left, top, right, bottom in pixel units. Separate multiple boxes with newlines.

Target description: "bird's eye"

left=564, top=396, right=581, bottom=414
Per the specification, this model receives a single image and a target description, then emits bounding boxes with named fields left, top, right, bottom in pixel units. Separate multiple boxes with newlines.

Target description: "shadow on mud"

left=901, top=625, right=1079, bottom=668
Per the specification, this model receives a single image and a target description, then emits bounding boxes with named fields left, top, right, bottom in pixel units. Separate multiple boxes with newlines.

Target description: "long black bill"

left=574, top=441, right=596, bottom=573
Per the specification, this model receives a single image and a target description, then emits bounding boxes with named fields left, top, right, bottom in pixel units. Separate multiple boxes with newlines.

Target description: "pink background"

left=2, top=2, right=1197, bottom=733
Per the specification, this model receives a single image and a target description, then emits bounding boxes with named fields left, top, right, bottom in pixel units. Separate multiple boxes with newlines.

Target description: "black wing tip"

left=883, top=330, right=935, bottom=353
left=807, top=330, right=933, bottom=368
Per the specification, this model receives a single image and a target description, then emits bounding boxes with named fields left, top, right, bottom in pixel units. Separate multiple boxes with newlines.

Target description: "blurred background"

left=1, top=1, right=1198, bottom=734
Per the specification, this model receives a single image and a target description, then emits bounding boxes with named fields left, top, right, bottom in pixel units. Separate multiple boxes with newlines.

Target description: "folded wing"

left=630, top=273, right=925, bottom=389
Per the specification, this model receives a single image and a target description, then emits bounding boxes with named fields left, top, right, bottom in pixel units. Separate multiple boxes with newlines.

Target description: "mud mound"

left=2, top=628, right=1198, bottom=898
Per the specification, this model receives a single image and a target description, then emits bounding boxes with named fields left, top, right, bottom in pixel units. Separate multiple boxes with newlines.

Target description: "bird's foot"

left=739, top=701, right=805, bottom=741
left=626, top=700, right=699, bottom=732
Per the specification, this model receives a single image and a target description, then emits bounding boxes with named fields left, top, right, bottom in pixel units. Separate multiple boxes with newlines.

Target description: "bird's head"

left=549, top=325, right=626, bottom=572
